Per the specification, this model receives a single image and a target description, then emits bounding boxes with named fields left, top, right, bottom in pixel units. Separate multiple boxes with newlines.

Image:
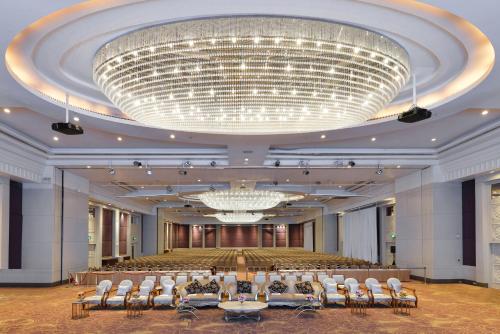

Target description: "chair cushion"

left=396, top=293, right=416, bottom=301
left=202, top=279, right=220, bottom=294
left=237, top=280, right=252, bottom=294
left=295, top=281, right=314, bottom=294
left=154, top=295, right=173, bottom=305
left=187, top=294, right=219, bottom=303
left=371, top=283, right=383, bottom=294
left=349, top=293, right=369, bottom=302
left=268, top=280, right=288, bottom=293
left=373, top=293, right=392, bottom=302
left=349, top=283, right=360, bottom=293
left=84, top=295, right=103, bottom=304
left=96, top=286, right=105, bottom=296
left=106, top=296, right=126, bottom=305
left=161, top=282, right=174, bottom=295
left=269, top=293, right=306, bottom=303
left=185, top=280, right=203, bottom=294
left=116, top=285, right=129, bottom=296
left=325, top=282, right=337, bottom=294
left=326, top=293, right=345, bottom=303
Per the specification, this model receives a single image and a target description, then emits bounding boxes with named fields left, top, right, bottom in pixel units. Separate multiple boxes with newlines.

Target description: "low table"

left=177, top=303, right=199, bottom=320
left=295, top=301, right=322, bottom=318
left=393, top=298, right=412, bottom=316
left=71, top=300, right=89, bottom=320
left=350, top=299, right=368, bottom=316
left=218, top=301, right=268, bottom=322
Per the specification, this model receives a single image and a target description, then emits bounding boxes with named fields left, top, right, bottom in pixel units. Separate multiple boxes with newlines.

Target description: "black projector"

left=397, top=106, right=432, bottom=123
left=51, top=122, right=84, bottom=135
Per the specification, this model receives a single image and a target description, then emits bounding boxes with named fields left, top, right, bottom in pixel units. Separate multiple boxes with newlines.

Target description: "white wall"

left=142, top=213, right=158, bottom=256
left=304, top=221, right=314, bottom=251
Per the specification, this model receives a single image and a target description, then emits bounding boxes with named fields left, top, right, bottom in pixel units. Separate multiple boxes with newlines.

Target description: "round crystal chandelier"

left=206, top=212, right=267, bottom=223
left=184, top=189, right=303, bottom=211
left=93, top=16, right=410, bottom=135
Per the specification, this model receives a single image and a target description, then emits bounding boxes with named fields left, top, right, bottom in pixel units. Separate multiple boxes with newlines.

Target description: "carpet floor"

left=0, top=281, right=499, bottom=333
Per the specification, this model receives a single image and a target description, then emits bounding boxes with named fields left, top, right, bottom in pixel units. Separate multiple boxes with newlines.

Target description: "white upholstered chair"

left=81, top=279, right=112, bottom=307
left=301, top=274, right=314, bottom=283
left=344, top=277, right=369, bottom=305
left=322, top=277, right=346, bottom=306
left=191, top=275, right=205, bottom=282
left=135, top=279, right=155, bottom=306
left=106, top=279, right=133, bottom=308
left=152, top=279, right=175, bottom=308
left=365, top=278, right=392, bottom=306
left=317, top=273, right=329, bottom=284
left=284, top=274, right=297, bottom=282
left=331, top=275, right=345, bottom=289
left=269, top=274, right=282, bottom=282
left=144, top=275, right=157, bottom=284
left=387, top=277, right=418, bottom=307
left=175, top=275, right=188, bottom=285
left=208, top=275, right=221, bottom=283
left=223, top=275, right=237, bottom=286
left=253, top=275, right=267, bottom=285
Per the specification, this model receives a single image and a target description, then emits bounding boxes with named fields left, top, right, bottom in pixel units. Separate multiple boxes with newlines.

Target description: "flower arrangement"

left=180, top=296, right=190, bottom=304
left=355, top=289, right=364, bottom=299
left=238, top=294, right=246, bottom=304
left=399, top=291, right=407, bottom=299
left=305, top=294, right=314, bottom=302
left=77, top=292, right=85, bottom=301
left=132, top=293, right=140, bottom=300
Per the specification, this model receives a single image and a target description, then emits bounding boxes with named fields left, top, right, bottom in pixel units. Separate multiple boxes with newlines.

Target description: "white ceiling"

left=0, top=0, right=499, bottom=215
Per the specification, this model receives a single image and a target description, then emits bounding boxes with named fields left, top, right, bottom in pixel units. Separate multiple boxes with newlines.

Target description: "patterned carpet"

left=0, top=281, right=499, bottom=333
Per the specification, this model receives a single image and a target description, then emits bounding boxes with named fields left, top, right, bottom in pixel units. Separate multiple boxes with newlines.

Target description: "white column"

left=475, top=181, right=492, bottom=285
left=127, top=213, right=132, bottom=257
left=113, top=209, right=120, bottom=257
left=95, top=206, right=103, bottom=267
left=0, top=176, right=9, bottom=269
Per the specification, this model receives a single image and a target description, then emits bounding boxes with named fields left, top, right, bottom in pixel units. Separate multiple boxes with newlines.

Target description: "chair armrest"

left=78, top=289, right=96, bottom=298
left=402, top=287, right=417, bottom=294
left=218, top=289, right=223, bottom=301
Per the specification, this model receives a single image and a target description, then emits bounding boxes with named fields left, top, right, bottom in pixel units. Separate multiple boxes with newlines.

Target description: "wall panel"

left=220, top=225, right=258, bottom=247
left=119, top=212, right=128, bottom=255
left=102, top=209, right=113, bottom=257
left=262, top=224, right=274, bottom=247
left=289, top=223, right=304, bottom=247
left=191, top=225, right=203, bottom=248
left=204, top=225, right=216, bottom=248
left=275, top=226, right=287, bottom=247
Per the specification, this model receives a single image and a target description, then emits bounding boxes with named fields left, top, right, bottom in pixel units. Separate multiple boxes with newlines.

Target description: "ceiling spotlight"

left=86, top=165, right=91, bottom=169
left=348, top=160, right=356, bottom=168
left=431, top=138, right=437, bottom=142
left=320, top=134, right=326, bottom=139
left=273, top=180, right=279, bottom=186
left=3, top=108, right=11, bottom=114
left=166, top=185, right=174, bottom=192
left=73, top=116, right=79, bottom=122
left=108, top=168, right=116, bottom=175
left=371, top=137, right=376, bottom=142
left=178, top=170, right=187, bottom=176
left=197, top=179, right=201, bottom=182
left=302, top=169, right=310, bottom=175
left=183, top=161, right=192, bottom=168
left=210, top=161, right=217, bottom=167
left=397, top=165, right=401, bottom=168
left=209, top=185, right=216, bottom=192
left=481, top=110, right=489, bottom=116
left=117, top=136, right=123, bottom=141
left=274, top=160, right=281, bottom=167
left=170, top=133, right=176, bottom=139
left=53, top=136, right=59, bottom=141
left=146, top=167, right=153, bottom=175
left=133, top=161, right=143, bottom=168
left=375, top=165, right=384, bottom=175
left=286, top=179, right=290, bottom=183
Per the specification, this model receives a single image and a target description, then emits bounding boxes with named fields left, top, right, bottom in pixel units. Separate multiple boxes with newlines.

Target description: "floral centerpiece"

left=238, top=294, right=246, bottom=304
left=399, top=291, right=408, bottom=299
left=180, top=296, right=190, bottom=305
left=305, top=294, right=314, bottom=303
left=355, top=289, right=364, bottom=299
left=132, top=293, right=140, bottom=300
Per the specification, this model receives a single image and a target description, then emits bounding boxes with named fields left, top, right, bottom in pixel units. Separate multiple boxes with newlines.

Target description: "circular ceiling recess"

left=93, top=16, right=410, bottom=134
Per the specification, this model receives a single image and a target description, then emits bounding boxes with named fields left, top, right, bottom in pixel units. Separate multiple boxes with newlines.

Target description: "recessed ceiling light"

left=197, top=179, right=201, bottom=182
left=338, top=185, right=342, bottom=188
left=371, top=137, right=376, bottom=142
left=431, top=138, right=437, bottom=142
left=140, top=186, right=145, bottom=189
left=244, top=158, right=249, bottom=162
left=73, top=116, right=80, bottom=122
left=3, top=108, right=11, bottom=114
left=397, top=165, right=401, bottom=168
left=86, top=165, right=91, bottom=169
left=53, top=136, right=59, bottom=141
left=481, top=110, right=489, bottom=116
left=170, top=134, right=175, bottom=139
left=286, top=179, right=290, bottom=183
left=117, top=136, right=123, bottom=141
left=320, top=134, right=326, bottom=139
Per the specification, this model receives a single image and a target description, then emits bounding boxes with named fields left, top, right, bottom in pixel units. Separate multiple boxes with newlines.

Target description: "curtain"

left=342, top=207, right=378, bottom=263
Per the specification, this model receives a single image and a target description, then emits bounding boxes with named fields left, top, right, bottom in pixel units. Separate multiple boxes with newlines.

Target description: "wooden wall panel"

left=102, top=209, right=113, bottom=257
left=262, top=224, right=274, bottom=247
left=119, top=212, right=128, bottom=255
left=220, top=225, right=258, bottom=247
left=8, top=180, right=23, bottom=269
left=462, top=179, right=476, bottom=266
left=174, top=224, right=189, bottom=248
left=191, top=225, right=203, bottom=248
left=289, top=223, right=304, bottom=247
left=204, top=225, right=216, bottom=248
left=275, top=226, right=287, bottom=247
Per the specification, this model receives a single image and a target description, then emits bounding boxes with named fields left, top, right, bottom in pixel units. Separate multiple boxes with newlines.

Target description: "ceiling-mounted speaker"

left=51, top=122, right=84, bottom=135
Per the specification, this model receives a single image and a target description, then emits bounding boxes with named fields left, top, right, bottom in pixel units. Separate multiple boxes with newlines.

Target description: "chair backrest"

left=387, top=277, right=401, bottom=291
left=301, top=274, right=314, bottom=283
left=317, top=274, right=329, bottom=284
left=224, top=275, right=236, bottom=285
left=175, top=275, right=188, bottom=284
left=365, top=278, right=380, bottom=290
left=145, top=275, right=157, bottom=283
left=344, top=278, right=359, bottom=293
left=322, top=277, right=337, bottom=287
left=254, top=275, right=266, bottom=285
left=216, top=271, right=225, bottom=277
left=98, top=280, right=113, bottom=293
left=160, top=276, right=173, bottom=284
left=256, top=271, right=266, bottom=276
left=119, top=279, right=134, bottom=288
left=140, top=279, right=155, bottom=291
left=209, top=275, right=221, bottom=283
left=227, top=271, right=237, bottom=276
left=160, top=279, right=175, bottom=295
left=268, top=272, right=277, bottom=276
left=191, top=275, right=204, bottom=282
left=332, top=274, right=345, bottom=284
left=269, top=274, right=282, bottom=282
left=285, top=275, right=297, bottom=282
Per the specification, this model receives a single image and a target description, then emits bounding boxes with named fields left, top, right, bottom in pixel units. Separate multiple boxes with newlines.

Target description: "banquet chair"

left=365, top=278, right=392, bottom=306
left=301, top=274, right=314, bottom=283
left=135, top=279, right=155, bottom=307
left=331, top=275, right=345, bottom=289
left=344, top=277, right=369, bottom=305
left=387, top=277, right=418, bottom=307
left=317, top=273, right=329, bottom=284
left=175, top=275, right=188, bottom=285
left=105, top=279, right=133, bottom=308
left=269, top=274, right=282, bottom=282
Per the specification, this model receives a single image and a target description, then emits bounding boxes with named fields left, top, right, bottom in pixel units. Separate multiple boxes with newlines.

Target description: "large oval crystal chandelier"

left=184, top=189, right=303, bottom=211
left=206, top=212, right=266, bottom=223
left=93, top=16, right=410, bottom=135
